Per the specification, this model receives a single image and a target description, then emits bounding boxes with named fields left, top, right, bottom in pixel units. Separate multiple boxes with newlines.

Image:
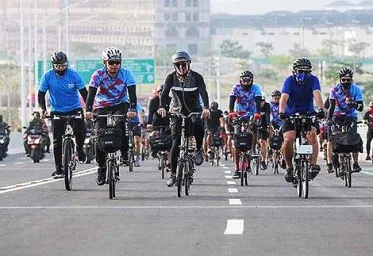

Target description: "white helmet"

left=102, top=47, right=122, bottom=61
left=261, top=92, right=266, bottom=101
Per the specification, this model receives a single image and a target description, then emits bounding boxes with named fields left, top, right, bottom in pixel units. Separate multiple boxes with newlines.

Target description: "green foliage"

left=256, top=42, right=273, bottom=58
left=259, top=68, right=278, bottom=81
left=348, top=40, right=370, bottom=57
left=219, top=39, right=251, bottom=59
left=289, top=43, right=310, bottom=58
left=324, top=60, right=364, bottom=82
left=317, top=39, right=337, bottom=63
left=269, top=55, right=293, bottom=67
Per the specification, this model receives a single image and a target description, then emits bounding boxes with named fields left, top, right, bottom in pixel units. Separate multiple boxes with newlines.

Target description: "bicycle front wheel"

left=302, top=161, right=309, bottom=199
left=63, top=139, right=73, bottom=191
left=347, top=158, right=352, bottom=188
left=108, top=160, right=115, bottom=199
left=176, top=162, right=184, bottom=198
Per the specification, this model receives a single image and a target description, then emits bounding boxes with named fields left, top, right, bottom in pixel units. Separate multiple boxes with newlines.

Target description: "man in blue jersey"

left=279, top=57, right=325, bottom=182
left=326, top=68, right=364, bottom=173
left=85, top=47, right=137, bottom=186
left=229, top=70, right=262, bottom=179
left=270, top=90, right=282, bottom=130
left=38, top=51, right=88, bottom=178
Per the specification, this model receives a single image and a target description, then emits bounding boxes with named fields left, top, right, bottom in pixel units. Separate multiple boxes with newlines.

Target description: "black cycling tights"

left=367, top=129, right=373, bottom=155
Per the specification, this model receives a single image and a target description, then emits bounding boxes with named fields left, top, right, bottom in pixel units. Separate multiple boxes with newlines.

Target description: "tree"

left=269, top=55, right=293, bottom=75
left=219, top=39, right=251, bottom=59
left=324, top=60, right=364, bottom=83
left=289, top=43, right=310, bottom=58
left=256, top=42, right=273, bottom=58
left=348, top=40, right=370, bottom=72
left=259, top=68, right=278, bottom=81
left=317, top=39, right=337, bottom=63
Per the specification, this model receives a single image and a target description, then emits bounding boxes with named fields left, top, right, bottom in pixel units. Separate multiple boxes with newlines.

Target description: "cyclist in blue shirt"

left=326, top=68, right=364, bottom=173
left=270, top=90, right=282, bottom=130
left=279, top=57, right=325, bottom=182
left=85, top=47, right=137, bottom=186
left=229, top=70, right=262, bottom=179
left=38, top=51, right=88, bottom=178
left=128, top=103, right=144, bottom=167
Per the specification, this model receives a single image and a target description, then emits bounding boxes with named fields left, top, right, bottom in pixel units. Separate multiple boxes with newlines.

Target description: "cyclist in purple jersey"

left=85, top=47, right=138, bottom=186
left=279, top=57, right=325, bottom=182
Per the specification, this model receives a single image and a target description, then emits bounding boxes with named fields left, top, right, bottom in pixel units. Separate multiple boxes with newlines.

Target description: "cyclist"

left=269, top=90, right=282, bottom=131
left=326, top=68, right=364, bottom=172
left=279, top=57, right=325, bottom=182
left=229, top=70, right=262, bottom=179
left=23, top=111, right=49, bottom=156
left=157, top=51, right=210, bottom=187
left=223, top=110, right=234, bottom=158
left=363, top=101, right=373, bottom=160
left=129, top=103, right=144, bottom=167
left=258, top=93, right=271, bottom=170
left=203, top=101, right=225, bottom=159
left=85, top=47, right=138, bottom=186
left=38, top=51, right=87, bottom=178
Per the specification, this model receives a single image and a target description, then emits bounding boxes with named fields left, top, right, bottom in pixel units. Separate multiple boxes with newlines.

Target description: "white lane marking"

left=222, top=167, right=229, bottom=169
left=224, top=170, right=231, bottom=174
left=220, top=164, right=225, bottom=167
left=0, top=164, right=6, bottom=167
left=2, top=205, right=373, bottom=210
left=229, top=199, right=242, bottom=205
left=44, top=159, right=50, bottom=162
left=362, top=171, right=373, bottom=176
left=224, top=219, right=244, bottom=235
left=228, top=188, right=238, bottom=193
left=226, top=181, right=236, bottom=185
left=0, top=167, right=97, bottom=194
left=225, top=175, right=233, bottom=179
left=15, top=162, right=24, bottom=165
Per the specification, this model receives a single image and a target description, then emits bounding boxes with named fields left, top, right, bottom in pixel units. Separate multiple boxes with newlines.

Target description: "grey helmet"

left=171, top=51, right=191, bottom=64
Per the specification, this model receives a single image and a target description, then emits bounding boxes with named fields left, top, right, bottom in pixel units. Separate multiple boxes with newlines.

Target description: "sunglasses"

left=341, top=78, right=352, bottom=83
left=297, top=69, right=310, bottom=74
left=273, top=97, right=280, bottom=100
left=174, top=62, right=188, bottom=68
left=107, top=60, right=121, bottom=66
left=53, top=63, right=67, bottom=69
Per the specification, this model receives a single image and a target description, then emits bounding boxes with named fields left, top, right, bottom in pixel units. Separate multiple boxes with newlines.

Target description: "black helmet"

left=293, top=57, right=312, bottom=69
left=338, top=67, right=353, bottom=78
left=240, top=70, right=254, bottom=79
left=172, top=51, right=191, bottom=64
left=271, top=90, right=281, bottom=97
left=210, top=101, right=219, bottom=110
left=51, top=51, right=68, bottom=64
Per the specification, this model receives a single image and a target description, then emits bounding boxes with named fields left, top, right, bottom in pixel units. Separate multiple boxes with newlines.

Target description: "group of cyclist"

left=33, top=46, right=373, bottom=187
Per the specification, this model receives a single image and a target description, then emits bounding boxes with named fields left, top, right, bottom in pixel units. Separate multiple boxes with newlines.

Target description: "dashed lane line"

left=224, top=219, right=244, bottom=235
left=226, top=181, right=236, bottom=185
left=228, top=188, right=238, bottom=193
left=229, top=199, right=242, bottom=205
left=224, top=170, right=231, bottom=174
left=225, top=175, right=233, bottom=179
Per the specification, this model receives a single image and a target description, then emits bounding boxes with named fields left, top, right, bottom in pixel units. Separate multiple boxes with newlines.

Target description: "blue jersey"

left=39, top=68, right=86, bottom=112
left=230, top=83, right=262, bottom=116
left=281, top=74, right=320, bottom=115
left=88, top=67, right=136, bottom=109
left=128, top=103, right=143, bottom=124
left=270, top=102, right=282, bottom=126
left=329, top=83, right=363, bottom=118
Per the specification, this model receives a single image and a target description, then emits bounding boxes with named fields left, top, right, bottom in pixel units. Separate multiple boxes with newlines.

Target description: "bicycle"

left=208, top=131, right=223, bottom=166
left=250, top=120, right=262, bottom=176
left=331, top=119, right=363, bottom=188
left=149, top=125, right=172, bottom=179
left=269, top=127, right=283, bottom=174
left=286, top=113, right=316, bottom=199
left=170, top=112, right=200, bottom=198
left=232, top=116, right=255, bottom=186
left=47, top=113, right=82, bottom=191
left=95, top=113, right=125, bottom=199
left=124, top=120, right=135, bottom=172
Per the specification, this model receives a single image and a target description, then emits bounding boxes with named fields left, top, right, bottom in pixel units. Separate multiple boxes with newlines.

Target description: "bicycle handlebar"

left=45, top=114, right=83, bottom=120
left=169, top=112, right=202, bottom=119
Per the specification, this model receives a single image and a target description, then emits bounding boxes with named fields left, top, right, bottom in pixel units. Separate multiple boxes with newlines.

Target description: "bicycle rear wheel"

left=108, top=160, right=115, bottom=199
left=176, top=162, right=184, bottom=198
left=63, top=139, right=73, bottom=191
left=185, top=161, right=190, bottom=196
left=255, top=158, right=259, bottom=176
left=129, top=151, right=134, bottom=172
left=160, top=156, right=165, bottom=180
left=347, top=158, right=352, bottom=188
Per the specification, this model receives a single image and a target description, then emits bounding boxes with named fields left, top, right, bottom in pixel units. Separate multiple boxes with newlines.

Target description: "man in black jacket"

left=157, top=51, right=210, bottom=187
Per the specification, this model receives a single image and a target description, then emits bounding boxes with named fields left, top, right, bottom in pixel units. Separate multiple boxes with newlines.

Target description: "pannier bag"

left=234, top=133, right=253, bottom=151
left=149, top=134, right=172, bottom=151
left=269, top=135, right=282, bottom=150
left=97, top=128, right=123, bottom=153
left=331, top=132, right=363, bottom=154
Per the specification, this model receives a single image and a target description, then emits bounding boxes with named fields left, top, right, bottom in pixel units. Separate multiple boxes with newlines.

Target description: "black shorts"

left=129, top=123, right=141, bottom=137
left=258, top=128, right=269, bottom=140
left=282, top=119, right=320, bottom=135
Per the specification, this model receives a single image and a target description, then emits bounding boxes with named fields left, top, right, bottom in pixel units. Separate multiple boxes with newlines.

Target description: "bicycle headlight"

left=0, top=139, right=4, bottom=144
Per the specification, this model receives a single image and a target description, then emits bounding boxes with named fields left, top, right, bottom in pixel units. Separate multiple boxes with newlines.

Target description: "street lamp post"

left=20, top=0, right=27, bottom=131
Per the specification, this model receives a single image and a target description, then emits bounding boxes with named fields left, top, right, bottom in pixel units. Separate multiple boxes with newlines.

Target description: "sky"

left=210, top=0, right=364, bottom=15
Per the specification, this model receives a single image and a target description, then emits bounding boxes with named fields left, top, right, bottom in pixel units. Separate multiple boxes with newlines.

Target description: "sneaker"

left=194, top=150, right=204, bottom=166
left=327, top=163, right=334, bottom=173
left=232, top=170, right=240, bottom=179
left=120, top=156, right=129, bottom=166
left=284, top=167, right=294, bottom=182
left=52, top=168, right=63, bottom=179
left=280, top=159, right=286, bottom=169
left=96, top=167, right=106, bottom=186
left=309, top=164, right=321, bottom=179
left=166, top=173, right=176, bottom=187
left=352, top=162, right=362, bottom=173
left=166, top=163, right=171, bottom=172
left=366, top=155, right=371, bottom=161
left=260, top=161, right=267, bottom=170
left=78, top=150, right=87, bottom=163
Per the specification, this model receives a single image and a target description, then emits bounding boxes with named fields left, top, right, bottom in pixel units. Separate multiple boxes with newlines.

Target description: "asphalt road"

left=1, top=148, right=373, bottom=256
